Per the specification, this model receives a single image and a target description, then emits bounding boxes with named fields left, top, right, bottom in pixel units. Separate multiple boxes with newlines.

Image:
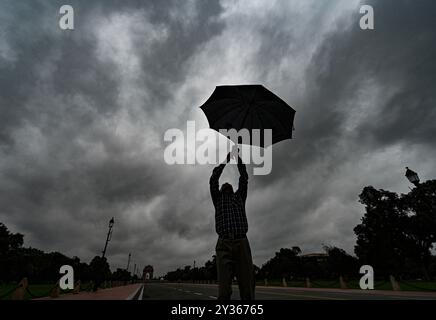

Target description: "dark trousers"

left=216, top=237, right=255, bottom=300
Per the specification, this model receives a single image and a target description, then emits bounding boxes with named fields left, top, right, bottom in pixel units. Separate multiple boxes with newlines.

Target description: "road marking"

left=194, top=292, right=203, bottom=296
left=209, top=296, right=218, bottom=299
left=126, top=285, right=143, bottom=300
left=138, top=285, right=145, bottom=300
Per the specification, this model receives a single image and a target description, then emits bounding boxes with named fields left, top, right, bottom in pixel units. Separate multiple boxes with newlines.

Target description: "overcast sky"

left=1, top=0, right=435, bottom=276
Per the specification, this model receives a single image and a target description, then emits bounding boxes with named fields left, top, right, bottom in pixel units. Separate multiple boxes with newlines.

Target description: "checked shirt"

left=209, top=161, right=248, bottom=238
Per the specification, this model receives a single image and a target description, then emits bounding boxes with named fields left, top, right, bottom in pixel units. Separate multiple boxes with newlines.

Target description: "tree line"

left=0, top=222, right=136, bottom=285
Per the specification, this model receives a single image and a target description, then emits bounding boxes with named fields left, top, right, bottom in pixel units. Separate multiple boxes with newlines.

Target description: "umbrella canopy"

left=200, top=85, right=296, bottom=148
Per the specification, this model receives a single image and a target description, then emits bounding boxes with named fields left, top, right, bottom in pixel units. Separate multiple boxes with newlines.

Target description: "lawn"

left=255, top=279, right=436, bottom=292
left=0, top=282, right=94, bottom=300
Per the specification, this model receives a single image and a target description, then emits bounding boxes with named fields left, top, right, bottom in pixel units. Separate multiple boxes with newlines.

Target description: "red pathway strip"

left=36, top=284, right=142, bottom=300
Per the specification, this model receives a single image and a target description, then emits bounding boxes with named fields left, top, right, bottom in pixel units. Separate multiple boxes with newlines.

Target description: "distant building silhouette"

left=301, top=253, right=328, bottom=263
left=143, top=265, right=154, bottom=280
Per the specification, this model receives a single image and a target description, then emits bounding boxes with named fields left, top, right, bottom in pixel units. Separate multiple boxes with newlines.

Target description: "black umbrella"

left=200, top=85, right=296, bottom=148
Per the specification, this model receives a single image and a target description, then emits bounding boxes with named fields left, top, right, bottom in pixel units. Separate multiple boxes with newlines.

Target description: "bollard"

left=305, top=277, right=311, bottom=288
left=389, top=275, right=401, bottom=291
left=282, top=277, right=288, bottom=287
left=73, top=280, right=81, bottom=294
left=11, top=278, right=28, bottom=300
left=339, top=276, right=348, bottom=289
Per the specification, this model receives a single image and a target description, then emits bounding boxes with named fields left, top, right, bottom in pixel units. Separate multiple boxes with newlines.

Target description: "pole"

left=102, top=218, right=114, bottom=258
left=126, top=253, right=131, bottom=271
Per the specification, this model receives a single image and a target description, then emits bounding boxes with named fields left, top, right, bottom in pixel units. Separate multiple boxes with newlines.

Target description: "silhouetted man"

left=209, top=150, right=255, bottom=300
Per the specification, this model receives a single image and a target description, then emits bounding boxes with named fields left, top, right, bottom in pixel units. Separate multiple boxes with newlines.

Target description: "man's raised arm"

left=210, top=153, right=230, bottom=206
left=236, top=154, right=248, bottom=202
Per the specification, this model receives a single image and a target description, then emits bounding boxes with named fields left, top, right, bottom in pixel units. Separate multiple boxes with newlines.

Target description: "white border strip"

left=126, top=284, right=144, bottom=300
left=138, top=285, right=145, bottom=300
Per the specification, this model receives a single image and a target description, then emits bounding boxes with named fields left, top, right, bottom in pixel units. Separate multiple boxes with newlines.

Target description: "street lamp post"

left=126, top=253, right=131, bottom=272
left=405, top=167, right=420, bottom=187
left=102, top=217, right=115, bottom=259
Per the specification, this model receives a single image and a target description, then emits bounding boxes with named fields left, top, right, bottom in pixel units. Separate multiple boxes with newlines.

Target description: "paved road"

left=138, top=282, right=436, bottom=300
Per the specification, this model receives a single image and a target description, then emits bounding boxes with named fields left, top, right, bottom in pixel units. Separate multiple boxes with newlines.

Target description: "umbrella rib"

left=203, top=100, right=242, bottom=126
left=254, top=110, right=265, bottom=131
left=256, top=107, right=289, bottom=135
left=237, top=87, right=254, bottom=128
left=240, top=105, right=251, bottom=129
left=201, top=98, right=240, bottom=111
left=254, top=101, right=294, bottom=130
left=253, top=111, right=266, bottom=147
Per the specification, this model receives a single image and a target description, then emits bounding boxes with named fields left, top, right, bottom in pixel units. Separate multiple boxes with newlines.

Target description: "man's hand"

left=230, top=145, right=239, bottom=160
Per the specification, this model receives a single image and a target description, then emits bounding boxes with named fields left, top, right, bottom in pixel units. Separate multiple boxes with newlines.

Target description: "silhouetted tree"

left=261, top=247, right=302, bottom=279
left=89, top=256, right=111, bottom=290
left=401, top=180, right=436, bottom=280
left=164, top=256, right=218, bottom=282
left=323, top=246, right=358, bottom=279
left=354, top=186, right=408, bottom=278
left=112, top=268, right=131, bottom=282
left=0, top=223, right=24, bottom=283
left=204, top=255, right=217, bottom=281
left=0, top=222, right=23, bottom=253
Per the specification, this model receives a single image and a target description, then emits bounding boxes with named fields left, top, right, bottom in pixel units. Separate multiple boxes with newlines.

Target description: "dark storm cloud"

left=1, top=0, right=436, bottom=275
left=352, top=0, right=436, bottom=147
left=246, top=0, right=436, bottom=262
left=249, top=0, right=436, bottom=185
left=0, top=0, right=225, bottom=271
